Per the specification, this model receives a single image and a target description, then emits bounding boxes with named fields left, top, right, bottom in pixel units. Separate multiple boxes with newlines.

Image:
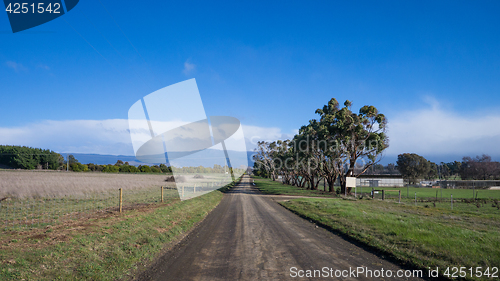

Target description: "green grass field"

left=375, top=186, right=500, bottom=200
left=252, top=176, right=336, bottom=197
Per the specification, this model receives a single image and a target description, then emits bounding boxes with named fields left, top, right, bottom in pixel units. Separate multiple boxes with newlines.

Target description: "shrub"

left=128, top=166, right=139, bottom=173
left=140, top=165, right=151, bottom=173
left=103, top=165, right=119, bottom=173
left=119, top=165, right=130, bottom=173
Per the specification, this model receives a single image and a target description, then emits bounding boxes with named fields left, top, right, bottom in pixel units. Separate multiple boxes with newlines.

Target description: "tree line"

left=0, top=146, right=174, bottom=174
left=252, top=99, right=500, bottom=190
left=253, top=98, right=389, bottom=194
left=76, top=159, right=173, bottom=174
left=57, top=159, right=242, bottom=174
left=0, top=145, right=241, bottom=175
left=0, top=145, right=62, bottom=170
left=397, top=153, right=500, bottom=182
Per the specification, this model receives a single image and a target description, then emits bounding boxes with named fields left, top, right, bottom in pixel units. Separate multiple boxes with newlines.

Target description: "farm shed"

left=356, top=174, right=404, bottom=187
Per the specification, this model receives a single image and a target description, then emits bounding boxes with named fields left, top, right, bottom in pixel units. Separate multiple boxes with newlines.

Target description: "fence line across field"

left=1, top=180, right=232, bottom=231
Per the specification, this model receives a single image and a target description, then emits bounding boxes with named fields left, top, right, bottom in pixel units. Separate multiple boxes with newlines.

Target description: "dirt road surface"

left=137, top=176, right=425, bottom=281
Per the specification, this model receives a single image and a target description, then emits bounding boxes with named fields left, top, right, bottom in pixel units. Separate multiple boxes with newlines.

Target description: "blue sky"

left=1, top=0, right=500, bottom=164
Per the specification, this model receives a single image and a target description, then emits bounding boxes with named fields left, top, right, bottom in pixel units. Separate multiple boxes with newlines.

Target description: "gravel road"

left=137, top=175, right=425, bottom=281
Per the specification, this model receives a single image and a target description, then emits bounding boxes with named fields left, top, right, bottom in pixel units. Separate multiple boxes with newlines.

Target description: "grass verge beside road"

left=253, top=176, right=337, bottom=197
left=280, top=197, right=500, bottom=280
left=0, top=179, right=241, bottom=280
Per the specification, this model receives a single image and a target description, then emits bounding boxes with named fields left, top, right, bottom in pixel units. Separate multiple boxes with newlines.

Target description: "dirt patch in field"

left=28, top=233, right=48, bottom=240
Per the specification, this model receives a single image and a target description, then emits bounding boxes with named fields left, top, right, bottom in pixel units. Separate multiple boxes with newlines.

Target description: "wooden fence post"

left=399, top=190, right=401, bottom=203
left=382, top=190, right=385, bottom=200
left=371, top=188, right=374, bottom=199
left=119, top=188, right=123, bottom=213
left=161, top=186, right=164, bottom=203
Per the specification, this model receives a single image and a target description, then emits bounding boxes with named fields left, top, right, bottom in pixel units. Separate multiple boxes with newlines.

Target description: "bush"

left=140, top=165, right=151, bottom=173
left=70, top=163, right=81, bottom=172
left=119, top=165, right=130, bottom=173
left=335, top=187, right=341, bottom=195
left=103, top=165, right=119, bottom=173
left=159, top=163, right=171, bottom=173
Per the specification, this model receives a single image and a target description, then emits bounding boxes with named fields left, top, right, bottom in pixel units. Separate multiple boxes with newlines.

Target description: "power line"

left=62, top=18, right=119, bottom=72
left=76, top=6, right=125, bottom=61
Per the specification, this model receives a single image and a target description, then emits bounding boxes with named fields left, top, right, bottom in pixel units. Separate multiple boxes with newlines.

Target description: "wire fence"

left=0, top=180, right=233, bottom=232
left=439, top=180, right=500, bottom=189
left=356, top=187, right=500, bottom=213
left=0, top=187, right=163, bottom=231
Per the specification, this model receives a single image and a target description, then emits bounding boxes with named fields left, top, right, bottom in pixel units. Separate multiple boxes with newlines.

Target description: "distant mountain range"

left=69, top=149, right=257, bottom=168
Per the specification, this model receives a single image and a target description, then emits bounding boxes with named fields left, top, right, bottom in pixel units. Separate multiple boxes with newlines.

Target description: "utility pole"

left=221, top=141, right=235, bottom=181
left=66, top=154, right=69, bottom=172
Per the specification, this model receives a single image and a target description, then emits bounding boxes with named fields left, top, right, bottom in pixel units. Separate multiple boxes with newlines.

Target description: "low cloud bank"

left=0, top=120, right=294, bottom=156
left=0, top=104, right=498, bottom=162
left=386, top=106, right=500, bottom=161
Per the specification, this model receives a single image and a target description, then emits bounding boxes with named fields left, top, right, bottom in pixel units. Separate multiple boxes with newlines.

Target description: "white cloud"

left=386, top=104, right=500, bottom=158
left=182, top=60, right=196, bottom=75
left=0, top=119, right=295, bottom=156
left=241, top=124, right=296, bottom=150
left=0, top=119, right=134, bottom=155
left=6, top=61, right=27, bottom=72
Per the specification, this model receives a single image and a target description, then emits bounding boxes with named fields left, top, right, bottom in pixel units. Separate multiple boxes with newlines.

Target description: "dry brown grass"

left=0, top=170, right=175, bottom=199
